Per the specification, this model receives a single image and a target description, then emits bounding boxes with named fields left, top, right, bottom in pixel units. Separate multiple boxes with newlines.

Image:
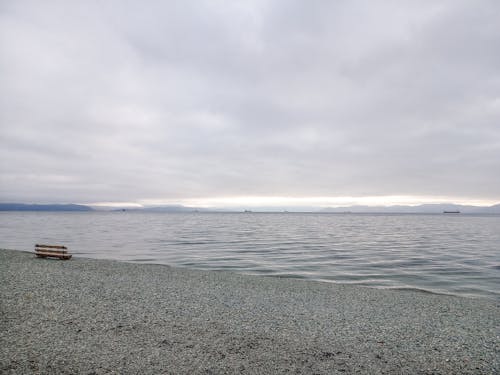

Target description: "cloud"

left=1, top=0, right=499, bottom=204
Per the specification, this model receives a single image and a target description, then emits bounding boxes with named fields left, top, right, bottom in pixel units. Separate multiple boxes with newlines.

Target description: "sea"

left=1, top=211, right=499, bottom=300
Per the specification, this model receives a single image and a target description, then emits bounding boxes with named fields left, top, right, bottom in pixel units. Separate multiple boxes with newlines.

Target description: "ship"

left=443, top=210, right=460, bottom=214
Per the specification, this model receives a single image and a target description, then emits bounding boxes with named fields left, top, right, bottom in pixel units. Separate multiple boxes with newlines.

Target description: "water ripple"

left=1, top=212, right=499, bottom=300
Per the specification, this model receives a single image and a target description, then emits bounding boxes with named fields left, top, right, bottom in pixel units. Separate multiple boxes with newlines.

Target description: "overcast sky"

left=1, top=0, right=499, bottom=207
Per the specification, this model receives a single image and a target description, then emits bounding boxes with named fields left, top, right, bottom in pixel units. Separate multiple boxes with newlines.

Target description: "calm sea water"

left=1, top=212, right=499, bottom=299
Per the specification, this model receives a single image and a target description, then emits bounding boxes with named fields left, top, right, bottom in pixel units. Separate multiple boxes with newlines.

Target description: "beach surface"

left=1, top=249, right=498, bottom=374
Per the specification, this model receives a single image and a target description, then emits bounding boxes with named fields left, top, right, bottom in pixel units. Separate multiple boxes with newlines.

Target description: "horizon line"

left=4, top=195, right=498, bottom=208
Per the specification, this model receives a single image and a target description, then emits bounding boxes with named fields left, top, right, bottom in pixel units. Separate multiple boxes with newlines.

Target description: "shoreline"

left=1, top=248, right=498, bottom=374
left=4, top=248, right=496, bottom=302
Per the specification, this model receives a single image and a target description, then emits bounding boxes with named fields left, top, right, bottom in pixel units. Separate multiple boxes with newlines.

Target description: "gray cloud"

left=1, top=0, right=499, bottom=204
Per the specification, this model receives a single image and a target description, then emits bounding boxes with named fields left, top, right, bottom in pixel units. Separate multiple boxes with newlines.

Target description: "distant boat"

left=443, top=210, right=460, bottom=214
left=244, top=210, right=253, bottom=213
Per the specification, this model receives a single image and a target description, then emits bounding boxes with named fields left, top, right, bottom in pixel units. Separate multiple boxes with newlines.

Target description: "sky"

left=1, top=0, right=499, bottom=208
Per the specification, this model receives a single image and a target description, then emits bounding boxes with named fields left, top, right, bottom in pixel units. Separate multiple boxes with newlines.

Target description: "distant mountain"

left=120, top=203, right=500, bottom=213
left=0, top=203, right=93, bottom=211
left=474, top=203, right=500, bottom=214
left=114, top=205, right=212, bottom=213
left=320, top=203, right=500, bottom=214
left=2, top=202, right=499, bottom=213
left=137, top=205, right=202, bottom=212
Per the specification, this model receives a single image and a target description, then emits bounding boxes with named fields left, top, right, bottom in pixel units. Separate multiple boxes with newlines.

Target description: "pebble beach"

left=1, top=248, right=498, bottom=374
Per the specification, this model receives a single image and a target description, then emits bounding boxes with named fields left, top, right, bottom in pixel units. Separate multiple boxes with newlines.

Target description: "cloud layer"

left=1, top=0, right=499, bottom=204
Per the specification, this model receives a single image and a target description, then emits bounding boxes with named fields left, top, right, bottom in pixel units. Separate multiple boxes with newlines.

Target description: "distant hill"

left=320, top=203, right=500, bottom=214
left=111, top=203, right=500, bottom=213
left=1, top=202, right=499, bottom=213
left=0, top=203, right=93, bottom=211
left=121, top=205, right=203, bottom=212
left=475, top=203, right=500, bottom=214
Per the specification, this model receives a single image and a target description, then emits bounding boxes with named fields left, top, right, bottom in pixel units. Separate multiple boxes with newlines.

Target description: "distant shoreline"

left=1, top=202, right=500, bottom=213
left=1, top=248, right=498, bottom=374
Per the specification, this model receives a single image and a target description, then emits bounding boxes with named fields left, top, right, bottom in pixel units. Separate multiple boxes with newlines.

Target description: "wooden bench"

left=35, top=244, right=72, bottom=260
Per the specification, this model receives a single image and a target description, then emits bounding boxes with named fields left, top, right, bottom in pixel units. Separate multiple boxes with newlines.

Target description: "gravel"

left=1, top=248, right=499, bottom=374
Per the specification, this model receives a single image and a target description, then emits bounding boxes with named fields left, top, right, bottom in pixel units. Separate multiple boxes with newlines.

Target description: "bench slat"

left=35, top=248, right=68, bottom=254
left=35, top=252, right=72, bottom=259
left=35, top=244, right=67, bottom=249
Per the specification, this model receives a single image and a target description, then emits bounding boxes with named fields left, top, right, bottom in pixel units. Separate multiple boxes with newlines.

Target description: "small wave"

left=382, top=286, right=455, bottom=297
